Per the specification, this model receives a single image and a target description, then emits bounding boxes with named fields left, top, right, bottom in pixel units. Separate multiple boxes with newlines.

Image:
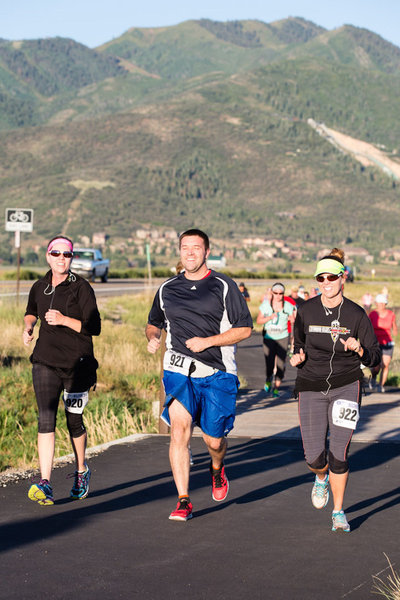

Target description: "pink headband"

left=47, top=238, right=73, bottom=252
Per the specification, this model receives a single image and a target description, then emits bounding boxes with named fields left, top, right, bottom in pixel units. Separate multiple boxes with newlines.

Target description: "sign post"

left=5, top=208, right=34, bottom=305
left=145, top=242, right=152, bottom=288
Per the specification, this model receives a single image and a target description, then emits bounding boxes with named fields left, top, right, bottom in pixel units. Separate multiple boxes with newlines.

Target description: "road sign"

left=5, top=208, right=34, bottom=232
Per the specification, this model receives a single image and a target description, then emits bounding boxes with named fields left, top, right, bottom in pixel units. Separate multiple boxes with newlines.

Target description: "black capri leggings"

left=263, top=336, right=289, bottom=382
left=32, top=363, right=87, bottom=438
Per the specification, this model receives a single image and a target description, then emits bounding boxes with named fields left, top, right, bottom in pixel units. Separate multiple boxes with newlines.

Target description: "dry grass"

left=55, top=402, right=155, bottom=456
left=0, top=294, right=159, bottom=472
left=372, top=555, right=400, bottom=599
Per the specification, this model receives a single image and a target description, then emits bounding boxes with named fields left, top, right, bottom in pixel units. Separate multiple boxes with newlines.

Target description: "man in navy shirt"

left=146, top=229, right=252, bottom=521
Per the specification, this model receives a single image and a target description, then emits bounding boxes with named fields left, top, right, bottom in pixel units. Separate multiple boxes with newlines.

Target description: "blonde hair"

left=175, top=261, right=184, bottom=274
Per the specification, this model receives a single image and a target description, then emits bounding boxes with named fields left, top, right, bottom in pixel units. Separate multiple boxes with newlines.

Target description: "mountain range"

left=1, top=17, right=400, bottom=261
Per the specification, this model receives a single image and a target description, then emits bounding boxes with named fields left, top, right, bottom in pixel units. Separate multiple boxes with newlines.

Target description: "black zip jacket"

left=25, top=270, right=101, bottom=369
left=293, top=295, right=381, bottom=393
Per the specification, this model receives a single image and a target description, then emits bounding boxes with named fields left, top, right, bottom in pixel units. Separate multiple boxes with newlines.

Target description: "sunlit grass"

left=2, top=279, right=400, bottom=473
left=372, top=554, right=400, bottom=599
left=0, top=294, right=159, bottom=473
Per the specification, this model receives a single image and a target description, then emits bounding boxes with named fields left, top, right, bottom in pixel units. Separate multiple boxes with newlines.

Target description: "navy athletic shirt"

left=147, top=270, right=253, bottom=374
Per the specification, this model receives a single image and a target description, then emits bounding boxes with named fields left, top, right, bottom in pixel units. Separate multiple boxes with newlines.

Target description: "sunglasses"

left=272, top=291, right=284, bottom=295
left=48, top=250, right=73, bottom=258
left=316, top=274, right=341, bottom=283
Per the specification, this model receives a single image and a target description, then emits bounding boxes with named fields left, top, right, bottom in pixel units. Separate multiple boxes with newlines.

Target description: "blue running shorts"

left=162, top=370, right=240, bottom=438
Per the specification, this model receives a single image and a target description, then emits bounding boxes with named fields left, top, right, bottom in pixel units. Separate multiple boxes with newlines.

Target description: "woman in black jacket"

left=290, top=248, right=380, bottom=532
left=23, top=235, right=101, bottom=505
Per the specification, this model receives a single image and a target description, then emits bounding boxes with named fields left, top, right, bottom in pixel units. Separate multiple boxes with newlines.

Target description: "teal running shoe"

left=70, top=466, right=91, bottom=500
left=332, top=510, right=350, bottom=532
left=272, top=388, right=280, bottom=398
left=311, top=474, right=329, bottom=509
left=28, top=479, right=54, bottom=505
left=264, top=382, right=271, bottom=394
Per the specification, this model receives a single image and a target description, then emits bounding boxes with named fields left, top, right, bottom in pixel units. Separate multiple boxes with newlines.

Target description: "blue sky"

left=1, top=0, right=399, bottom=49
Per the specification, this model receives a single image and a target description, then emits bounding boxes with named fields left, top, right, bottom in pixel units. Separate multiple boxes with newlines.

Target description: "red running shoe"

left=169, top=498, right=193, bottom=521
left=210, top=462, right=229, bottom=502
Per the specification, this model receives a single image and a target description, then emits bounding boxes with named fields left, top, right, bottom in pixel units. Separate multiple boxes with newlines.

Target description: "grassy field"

left=0, top=293, right=160, bottom=474
left=1, top=278, right=400, bottom=475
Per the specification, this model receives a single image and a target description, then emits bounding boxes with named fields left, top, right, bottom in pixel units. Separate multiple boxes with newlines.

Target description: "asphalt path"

left=0, top=278, right=162, bottom=301
left=1, top=337, right=400, bottom=598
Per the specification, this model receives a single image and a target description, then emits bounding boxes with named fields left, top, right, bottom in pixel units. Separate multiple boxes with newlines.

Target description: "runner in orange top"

left=368, top=294, right=398, bottom=392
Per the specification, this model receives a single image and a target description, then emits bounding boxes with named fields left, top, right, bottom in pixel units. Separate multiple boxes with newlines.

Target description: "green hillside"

left=0, top=37, right=126, bottom=128
left=1, top=70, right=398, bottom=254
left=286, top=25, right=400, bottom=73
left=99, top=18, right=325, bottom=79
left=0, top=18, right=400, bottom=263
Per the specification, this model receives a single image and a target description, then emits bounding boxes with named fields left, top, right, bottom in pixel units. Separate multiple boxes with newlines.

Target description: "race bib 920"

left=63, top=390, right=89, bottom=414
left=332, top=399, right=360, bottom=430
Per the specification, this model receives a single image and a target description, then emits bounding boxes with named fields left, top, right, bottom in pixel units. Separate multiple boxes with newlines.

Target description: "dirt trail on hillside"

left=308, top=119, right=400, bottom=180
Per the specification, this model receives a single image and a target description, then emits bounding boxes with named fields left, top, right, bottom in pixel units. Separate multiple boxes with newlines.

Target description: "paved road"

left=1, top=333, right=400, bottom=599
left=0, top=278, right=162, bottom=301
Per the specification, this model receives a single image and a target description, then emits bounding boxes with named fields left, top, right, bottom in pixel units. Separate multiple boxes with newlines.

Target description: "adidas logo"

left=191, top=285, right=197, bottom=290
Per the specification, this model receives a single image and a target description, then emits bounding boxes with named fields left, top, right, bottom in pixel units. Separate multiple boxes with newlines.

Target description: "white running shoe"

left=332, top=510, right=350, bottom=532
left=311, top=474, right=329, bottom=509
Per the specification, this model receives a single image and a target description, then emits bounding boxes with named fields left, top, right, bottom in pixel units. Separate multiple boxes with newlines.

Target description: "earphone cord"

left=322, top=299, right=344, bottom=396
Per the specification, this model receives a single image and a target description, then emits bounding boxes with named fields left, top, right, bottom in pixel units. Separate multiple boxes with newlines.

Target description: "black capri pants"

left=263, top=336, right=289, bottom=382
left=32, top=360, right=96, bottom=438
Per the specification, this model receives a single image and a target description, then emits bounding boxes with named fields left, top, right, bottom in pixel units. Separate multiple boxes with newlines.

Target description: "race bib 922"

left=332, top=399, right=360, bottom=430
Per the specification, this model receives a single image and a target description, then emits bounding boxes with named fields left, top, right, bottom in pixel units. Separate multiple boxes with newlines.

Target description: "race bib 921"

left=163, top=350, right=193, bottom=376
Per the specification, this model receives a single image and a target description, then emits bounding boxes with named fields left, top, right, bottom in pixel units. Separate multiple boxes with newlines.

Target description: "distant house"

left=344, top=247, right=369, bottom=259
left=207, top=254, right=226, bottom=269
left=79, top=235, right=91, bottom=247
left=164, top=230, right=178, bottom=240
left=92, top=232, right=107, bottom=246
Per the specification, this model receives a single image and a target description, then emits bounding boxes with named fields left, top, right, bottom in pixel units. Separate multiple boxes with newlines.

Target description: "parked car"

left=71, top=248, right=110, bottom=282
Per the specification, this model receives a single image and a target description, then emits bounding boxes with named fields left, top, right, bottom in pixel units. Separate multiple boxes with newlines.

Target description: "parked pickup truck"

left=71, top=248, right=110, bottom=282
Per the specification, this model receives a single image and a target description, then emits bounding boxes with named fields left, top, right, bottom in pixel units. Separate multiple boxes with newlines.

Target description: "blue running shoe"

left=332, top=510, right=350, bottom=532
left=264, top=382, right=272, bottom=394
left=70, top=466, right=91, bottom=500
left=311, top=474, right=329, bottom=509
left=28, top=479, right=54, bottom=505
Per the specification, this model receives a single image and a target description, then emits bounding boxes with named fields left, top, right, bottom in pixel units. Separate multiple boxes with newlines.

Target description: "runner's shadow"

left=347, top=486, right=400, bottom=531
left=356, top=396, right=400, bottom=438
left=236, top=389, right=296, bottom=412
left=0, top=438, right=304, bottom=553
left=350, top=440, right=399, bottom=472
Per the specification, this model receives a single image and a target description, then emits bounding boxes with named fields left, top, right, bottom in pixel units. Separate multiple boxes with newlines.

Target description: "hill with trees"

left=0, top=18, right=399, bottom=265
